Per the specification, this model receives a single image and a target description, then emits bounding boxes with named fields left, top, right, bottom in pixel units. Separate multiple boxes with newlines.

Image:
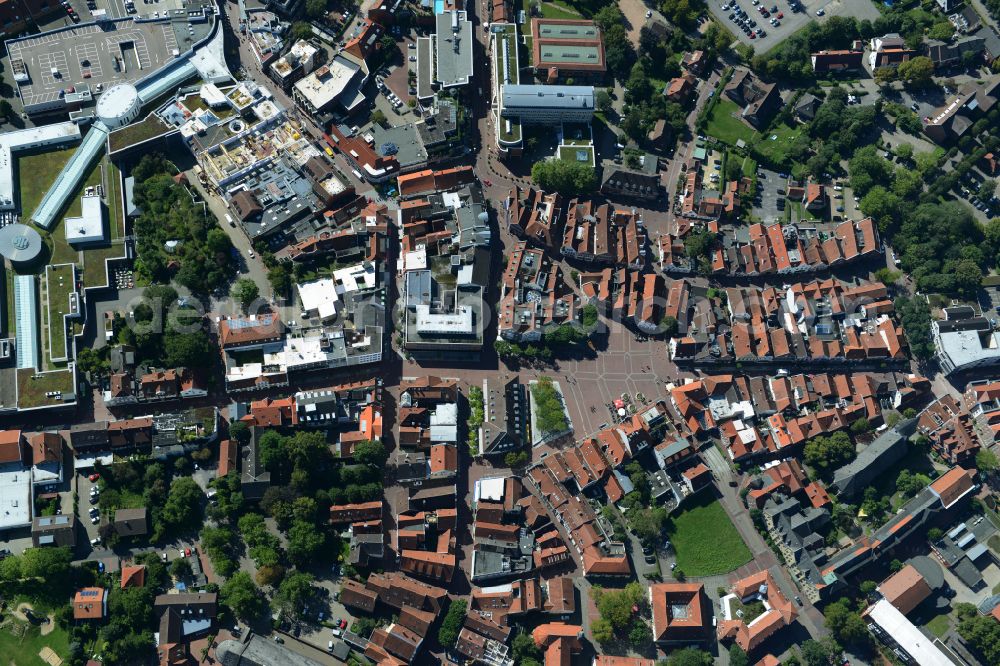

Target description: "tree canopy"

left=531, top=160, right=597, bottom=196
left=132, top=155, right=235, bottom=293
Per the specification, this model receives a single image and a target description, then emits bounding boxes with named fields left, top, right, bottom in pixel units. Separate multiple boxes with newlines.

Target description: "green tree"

left=232, top=278, right=260, bottom=312
left=800, top=638, right=838, bottom=666
left=595, top=88, right=613, bottom=114
left=873, top=267, right=902, bottom=285
left=591, top=617, right=614, bottom=644
left=511, top=631, right=542, bottom=662
left=169, top=558, right=192, bottom=580
left=803, top=431, right=855, bottom=477
left=353, top=439, right=388, bottom=467
left=287, top=520, right=326, bottom=567
left=956, top=601, right=1000, bottom=664
left=663, top=316, right=679, bottom=338
left=593, top=582, right=645, bottom=631
left=927, top=21, right=955, bottom=41
left=274, top=572, right=317, bottom=619
left=979, top=178, right=997, bottom=202
left=927, top=527, right=943, bottom=542
left=824, top=598, right=869, bottom=647
left=438, top=599, right=467, bottom=646
left=531, top=160, right=597, bottom=196
left=897, top=296, right=934, bottom=361
left=977, top=448, right=999, bottom=473
left=221, top=571, right=268, bottom=622
left=160, top=477, right=204, bottom=533
left=628, top=620, right=652, bottom=645
left=267, top=263, right=292, bottom=296
left=629, top=507, right=668, bottom=546
left=531, top=377, right=569, bottom=435
left=668, top=648, right=713, bottom=666
left=729, top=645, right=749, bottom=666
left=163, top=330, right=215, bottom=369
left=305, top=0, right=326, bottom=19
left=849, top=418, right=871, bottom=435
left=290, top=21, right=312, bottom=41
left=897, top=56, right=934, bottom=86
left=0, top=99, right=13, bottom=122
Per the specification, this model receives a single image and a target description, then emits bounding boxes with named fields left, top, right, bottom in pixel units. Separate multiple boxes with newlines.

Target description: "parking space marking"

left=37, top=51, right=69, bottom=86
left=160, top=23, right=177, bottom=54
left=76, top=42, right=104, bottom=80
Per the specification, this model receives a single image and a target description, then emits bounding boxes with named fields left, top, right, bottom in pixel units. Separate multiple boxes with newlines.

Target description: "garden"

left=703, top=99, right=756, bottom=146
left=663, top=492, right=752, bottom=576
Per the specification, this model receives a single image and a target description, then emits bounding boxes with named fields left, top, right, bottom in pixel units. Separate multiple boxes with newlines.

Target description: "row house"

left=455, top=612, right=513, bottom=666
left=674, top=278, right=905, bottom=366
left=578, top=268, right=667, bottom=335
left=526, top=463, right=631, bottom=578
left=917, top=395, right=981, bottom=465
left=963, top=379, right=1000, bottom=446
left=505, top=186, right=563, bottom=248
left=498, top=241, right=578, bottom=343
left=276, top=201, right=389, bottom=263
left=561, top=199, right=647, bottom=269
left=713, top=219, right=880, bottom=276
left=670, top=372, right=927, bottom=462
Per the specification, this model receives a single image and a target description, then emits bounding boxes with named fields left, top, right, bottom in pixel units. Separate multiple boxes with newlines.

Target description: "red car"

left=777, top=11, right=783, bottom=18
left=184, top=547, right=192, bottom=557
left=749, top=32, right=756, bottom=39
left=88, top=473, right=100, bottom=482
left=483, top=179, right=492, bottom=187
left=339, top=619, right=347, bottom=628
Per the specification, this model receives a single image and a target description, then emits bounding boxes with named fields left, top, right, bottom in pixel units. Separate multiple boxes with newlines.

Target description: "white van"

left=224, top=213, right=235, bottom=227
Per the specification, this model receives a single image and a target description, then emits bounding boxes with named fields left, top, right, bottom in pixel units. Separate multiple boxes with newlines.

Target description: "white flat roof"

left=866, top=600, right=954, bottom=666
left=293, top=55, right=362, bottom=110
left=0, top=465, right=32, bottom=530
left=415, top=304, right=474, bottom=335
left=296, top=263, right=376, bottom=320
left=475, top=476, right=506, bottom=502
left=65, top=194, right=106, bottom=245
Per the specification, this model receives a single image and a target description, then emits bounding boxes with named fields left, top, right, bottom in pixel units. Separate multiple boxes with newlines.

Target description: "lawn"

left=0, top=619, right=71, bottom=666
left=752, top=122, right=806, bottom=166
left=522, top=0, right=581, bottom=19
left=558, top=145, right=595, bottom=165
left=44, top=264, right=75, bottom=364
left=704, top=99, right=756, bottom=146
left=16, top=367, right=74, bottom=409
left=82, top=243, right=126, bottom=288
left=17, top=148, right=76, bottom=222
left=925, top=613, right=951, bottom=638
left=44, top=159, right=104, bottom=267
left=664, top=492, right=752, bottom=576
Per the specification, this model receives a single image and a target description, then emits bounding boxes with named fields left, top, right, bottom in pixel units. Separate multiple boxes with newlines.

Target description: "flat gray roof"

left=435, top=10, right=474, bottom=88
left=501, top=84, right=594, bottom=110
left=416, top=36, right=434, bottom=101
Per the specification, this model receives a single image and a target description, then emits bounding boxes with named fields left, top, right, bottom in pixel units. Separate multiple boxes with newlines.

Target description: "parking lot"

left=8, top=18, right=179, bottom=109
left=708, top=0, right=881, bottom=53
left=751, top=167, right=784, bottom=224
